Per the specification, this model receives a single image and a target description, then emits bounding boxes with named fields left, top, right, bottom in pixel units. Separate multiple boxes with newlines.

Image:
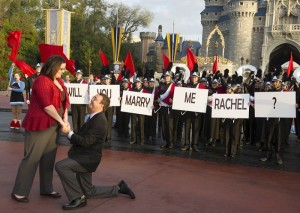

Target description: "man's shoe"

left=62, top=196, right=87, bottom=210
left=260, top=157, right=269, bottom=162
left=160, top=141, right=167, bottom=148
left=192, top=145, right=199, bottom=152
left=276, top=154, right=283, bottom=165
left=181, top=144, right=190, bottom=151
left=168, top=143, right=174, bottom=149
left=40, top=192, right=62, bottom=198
left=118, top=180, right=135, bottom=199
left=11, top=194, right=29, bottom=203
left=130, top=141, right=136, bottom=145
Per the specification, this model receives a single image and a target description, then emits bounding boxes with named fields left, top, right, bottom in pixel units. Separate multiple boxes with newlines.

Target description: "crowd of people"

left=82, top=64, right=300, bottom=166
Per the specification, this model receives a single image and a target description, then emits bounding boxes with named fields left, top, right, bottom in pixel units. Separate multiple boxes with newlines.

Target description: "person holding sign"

left=70, top=70, right=88, bottom=133
left=223, top=84, right=244, bottom=158
left=99, top=74, right=114, bottom=142
left=118, top=78, right=131, bottom=138
left=158, top=71, right=176, bottom=149
left=260, top=76, right=284, bottom=165
left=130, top=78, right=146, bottom=145
left=11, top=55, right=70, bottom=202
left=181, top=72, right=202, bottom=152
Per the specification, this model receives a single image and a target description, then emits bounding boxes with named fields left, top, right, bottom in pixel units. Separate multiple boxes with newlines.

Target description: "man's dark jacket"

left=68, top=112, right=107, bottom=172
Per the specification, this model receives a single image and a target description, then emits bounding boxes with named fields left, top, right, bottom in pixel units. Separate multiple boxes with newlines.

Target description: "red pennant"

left=99, top=50, right=109, bottom=66
left=6, top=31, right=22, bottom=61
left=14, top=59, right=35, bottom=77
left=287, top=52, right=293, bottom=77
left=117, top=51, right=135, bottom=81
left=163, top=51, right=170, bottom=71
left=212, top=54, right=218, bottom=74
left=38, top=44, right=75, bottom=76
left=186, top=47, right=197, bottom=72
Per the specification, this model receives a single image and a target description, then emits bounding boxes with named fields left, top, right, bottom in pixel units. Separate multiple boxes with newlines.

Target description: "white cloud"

left=106, top=0, right=205, bottom=42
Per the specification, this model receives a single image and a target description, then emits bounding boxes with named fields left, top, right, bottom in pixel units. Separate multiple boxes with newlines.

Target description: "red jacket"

left=22, top=75, right=70, bottom=131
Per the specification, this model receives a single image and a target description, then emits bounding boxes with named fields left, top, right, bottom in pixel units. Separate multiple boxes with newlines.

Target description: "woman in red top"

left=11, top=55, right=70, bottom=203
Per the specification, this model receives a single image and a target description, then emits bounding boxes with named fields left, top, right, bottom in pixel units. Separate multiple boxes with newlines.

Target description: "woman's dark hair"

left=41, top=55, right=66, bottom=80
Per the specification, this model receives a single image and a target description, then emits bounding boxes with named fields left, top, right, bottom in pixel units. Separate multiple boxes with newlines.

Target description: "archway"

left=268, top=43, right=300, bottom=73
left=206, top=25, right=225, bottom=58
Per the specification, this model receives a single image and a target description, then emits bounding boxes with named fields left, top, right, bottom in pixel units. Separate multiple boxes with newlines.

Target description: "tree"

left=0, top=0, right=42, bottom=89
left=107, top=3, right=153, bottom=42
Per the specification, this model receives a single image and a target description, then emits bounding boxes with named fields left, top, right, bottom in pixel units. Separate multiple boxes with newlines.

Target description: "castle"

left=139, top=0, right=300, bottom=74
left=201, top=0, right=300, bottom=73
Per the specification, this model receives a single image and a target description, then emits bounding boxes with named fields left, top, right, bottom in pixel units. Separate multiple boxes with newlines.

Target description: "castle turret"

left=200, top=0, right=224, bottom=56
left=155, top=25, right=165, bottom=73
left=227, top=0, right=258, bottom=65
left=140, top=32, right=156, bottom=63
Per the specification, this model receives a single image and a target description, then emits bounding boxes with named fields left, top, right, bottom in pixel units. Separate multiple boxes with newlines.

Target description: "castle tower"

left=200, top=0, right=224, bottom=57
left=139, top=32, right=156, bottom=64
left=227, top=0, right=258, bottom=65
left=155, top=25, right=165, bottom=72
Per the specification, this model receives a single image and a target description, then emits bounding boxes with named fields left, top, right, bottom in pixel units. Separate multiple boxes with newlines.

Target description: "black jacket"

left=68, top=112, right=107, bottom=172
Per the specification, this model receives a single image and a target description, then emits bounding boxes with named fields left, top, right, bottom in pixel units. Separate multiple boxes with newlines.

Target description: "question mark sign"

left=272, top=97, right=277, bottom=109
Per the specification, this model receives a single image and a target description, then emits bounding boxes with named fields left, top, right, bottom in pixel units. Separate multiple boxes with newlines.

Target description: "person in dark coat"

left=56, top=93, right=135, bottom=210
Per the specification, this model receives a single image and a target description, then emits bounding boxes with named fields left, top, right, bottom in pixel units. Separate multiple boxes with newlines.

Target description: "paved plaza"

left=0, top=91, right=300, bottom=213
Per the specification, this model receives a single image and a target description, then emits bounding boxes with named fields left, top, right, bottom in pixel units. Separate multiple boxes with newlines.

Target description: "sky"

left=106, top=0, right=205, bottom=42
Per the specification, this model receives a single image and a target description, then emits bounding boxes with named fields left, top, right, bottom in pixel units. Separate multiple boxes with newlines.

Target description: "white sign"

left=255, top=92, right=296, bottom=118
left=65, top=83, right=89, bottom=104
left=89, top=85, right=120, bottom=106
left=212, top=94, right=250, bottom=118
left=121, top=91, right=154, bottom=116
left=172, top=87, right=208, bottom=113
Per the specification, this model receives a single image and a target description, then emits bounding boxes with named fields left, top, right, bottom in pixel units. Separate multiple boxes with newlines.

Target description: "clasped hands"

left=60, top=119, right=71, bottom=134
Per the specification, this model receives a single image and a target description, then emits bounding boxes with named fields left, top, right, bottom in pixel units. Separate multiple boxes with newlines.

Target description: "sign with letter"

left=89, top=85, right=120, bottom=106
left=65, top=83, right=89, bottom=104
left=172, top=87, right=208, bottom=113
left=121, top=91, right=154, bottom=116
left=255, top=91, right=296, bottom=118
left=212, top=94, right=250, bottom=118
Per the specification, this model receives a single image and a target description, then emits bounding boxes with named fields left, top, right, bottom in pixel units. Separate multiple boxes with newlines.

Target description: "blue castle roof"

left=201, top=6, right=224, bottom=14
left=255, top=7, right=267, bottom=16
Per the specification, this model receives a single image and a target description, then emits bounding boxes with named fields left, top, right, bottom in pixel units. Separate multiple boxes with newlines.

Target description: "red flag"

left=212, top=54, right=218, bottom=74
left=186, top=47, right=197, bottom=72
left=14, top=59, right=35, bottom=77
left=38, top=44, right=75, bottom=76
left=6, top=31, right=22, bottom=61
left=287, top=52, right=294, bottom=77
left=99, top=50, right=109, bottom=66
left=117, top=51, right=135, bottom=81
left=163, top=51, right=170, bottom=71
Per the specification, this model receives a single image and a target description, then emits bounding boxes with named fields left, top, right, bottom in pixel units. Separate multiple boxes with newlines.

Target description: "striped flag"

left=166, top=33, right=180, bottom=62
left=111, top=26, right=122, bottom=62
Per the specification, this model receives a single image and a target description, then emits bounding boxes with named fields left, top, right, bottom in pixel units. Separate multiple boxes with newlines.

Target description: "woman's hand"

left=60, top=122, right=71, bottom=134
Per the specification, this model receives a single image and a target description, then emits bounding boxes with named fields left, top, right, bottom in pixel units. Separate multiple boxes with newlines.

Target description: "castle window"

left=240, top=2, right=243, bottom=5
left=215, top=13, right=217, bottom=15
left=206, top=13, right=208, bottom=15
left=258, top=17, right=261, bottom=20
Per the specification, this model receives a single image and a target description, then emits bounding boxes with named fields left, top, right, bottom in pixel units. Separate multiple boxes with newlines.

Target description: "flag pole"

left=6, top=63, right=14, bottom=97
left=115, top=8, right=119, bottom=62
